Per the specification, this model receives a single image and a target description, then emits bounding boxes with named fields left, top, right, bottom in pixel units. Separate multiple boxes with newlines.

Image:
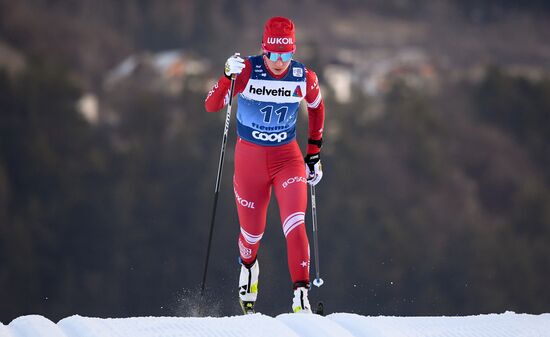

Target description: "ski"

left=239, top=299, right=255, bottom=315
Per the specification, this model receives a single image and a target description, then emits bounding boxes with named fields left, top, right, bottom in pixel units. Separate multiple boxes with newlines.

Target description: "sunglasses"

left=265, top=51, right=294, bottom=62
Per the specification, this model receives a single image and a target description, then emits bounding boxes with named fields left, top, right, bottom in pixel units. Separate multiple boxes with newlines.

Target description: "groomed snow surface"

left=1, top=312, right=549, bottom=337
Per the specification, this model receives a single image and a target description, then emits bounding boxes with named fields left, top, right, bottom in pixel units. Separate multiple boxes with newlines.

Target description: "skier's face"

left=263, top=54, right=291, bottom=75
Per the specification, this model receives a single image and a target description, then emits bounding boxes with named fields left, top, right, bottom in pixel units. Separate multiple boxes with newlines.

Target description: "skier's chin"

left=271, top=67, right=287, bottom=75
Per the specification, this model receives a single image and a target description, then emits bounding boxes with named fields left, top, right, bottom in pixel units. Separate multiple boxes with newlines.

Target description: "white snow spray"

left=171, top=287, right=223, bottom=317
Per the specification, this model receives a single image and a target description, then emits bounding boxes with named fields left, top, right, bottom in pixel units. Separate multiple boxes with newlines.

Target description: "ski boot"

left=238, top=259, right=259, bottom=314
left=292, top=283, right=312, bottom=314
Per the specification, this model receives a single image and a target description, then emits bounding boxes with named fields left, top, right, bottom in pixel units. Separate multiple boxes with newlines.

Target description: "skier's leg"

left=271, top=142, right=311, bottom=288
left=234, top=139, right=271, bottom=265
left=271, top=143, right=312, bottom=313
left=234, top=139, right=271, bottom=312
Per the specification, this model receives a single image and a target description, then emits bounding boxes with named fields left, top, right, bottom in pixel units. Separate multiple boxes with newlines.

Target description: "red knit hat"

left=262, top=17, right=296, bottom=53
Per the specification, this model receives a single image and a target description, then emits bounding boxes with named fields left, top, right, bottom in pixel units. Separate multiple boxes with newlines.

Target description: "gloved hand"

left=224, top=54, right=245, bottom=79
left=304, top=153, right=323, bottom=186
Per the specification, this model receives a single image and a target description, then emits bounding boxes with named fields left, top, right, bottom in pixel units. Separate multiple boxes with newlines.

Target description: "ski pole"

left=201, top=56, right=239, bottom=296
left=310, top=184, right=324, bottom=287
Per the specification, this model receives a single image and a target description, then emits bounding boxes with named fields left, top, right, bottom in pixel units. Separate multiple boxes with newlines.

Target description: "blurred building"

left=324, top=47, right=440, bottom=101
left=104, top=49, right=209, bottom=96
left=0, top=40, right=26, bottom=76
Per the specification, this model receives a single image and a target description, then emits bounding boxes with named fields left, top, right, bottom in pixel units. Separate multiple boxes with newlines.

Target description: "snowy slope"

left=1, top=312, right=549, bottom=337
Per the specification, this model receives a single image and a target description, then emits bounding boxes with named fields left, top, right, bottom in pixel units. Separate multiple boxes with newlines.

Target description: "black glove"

left=304, top=152, right=322, bottom=185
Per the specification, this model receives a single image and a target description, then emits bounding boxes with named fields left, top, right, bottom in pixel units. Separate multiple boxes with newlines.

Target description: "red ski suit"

left=205, top=55, right=324, bottom=285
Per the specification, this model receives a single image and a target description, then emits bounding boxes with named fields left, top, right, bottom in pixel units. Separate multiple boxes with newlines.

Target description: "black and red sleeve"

left=304, top=68, right=325, bottom=154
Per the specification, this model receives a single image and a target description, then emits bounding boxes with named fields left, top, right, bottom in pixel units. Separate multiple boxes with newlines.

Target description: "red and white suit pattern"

left=205, top=54, right=324, bottom=285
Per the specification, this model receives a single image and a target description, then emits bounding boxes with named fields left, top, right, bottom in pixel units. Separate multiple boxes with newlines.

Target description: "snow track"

left=1, top=312, right=549, bottom=337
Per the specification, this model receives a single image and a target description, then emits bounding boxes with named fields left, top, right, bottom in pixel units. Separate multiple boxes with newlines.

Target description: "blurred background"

left=1, top=0, right=549, bottom=322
